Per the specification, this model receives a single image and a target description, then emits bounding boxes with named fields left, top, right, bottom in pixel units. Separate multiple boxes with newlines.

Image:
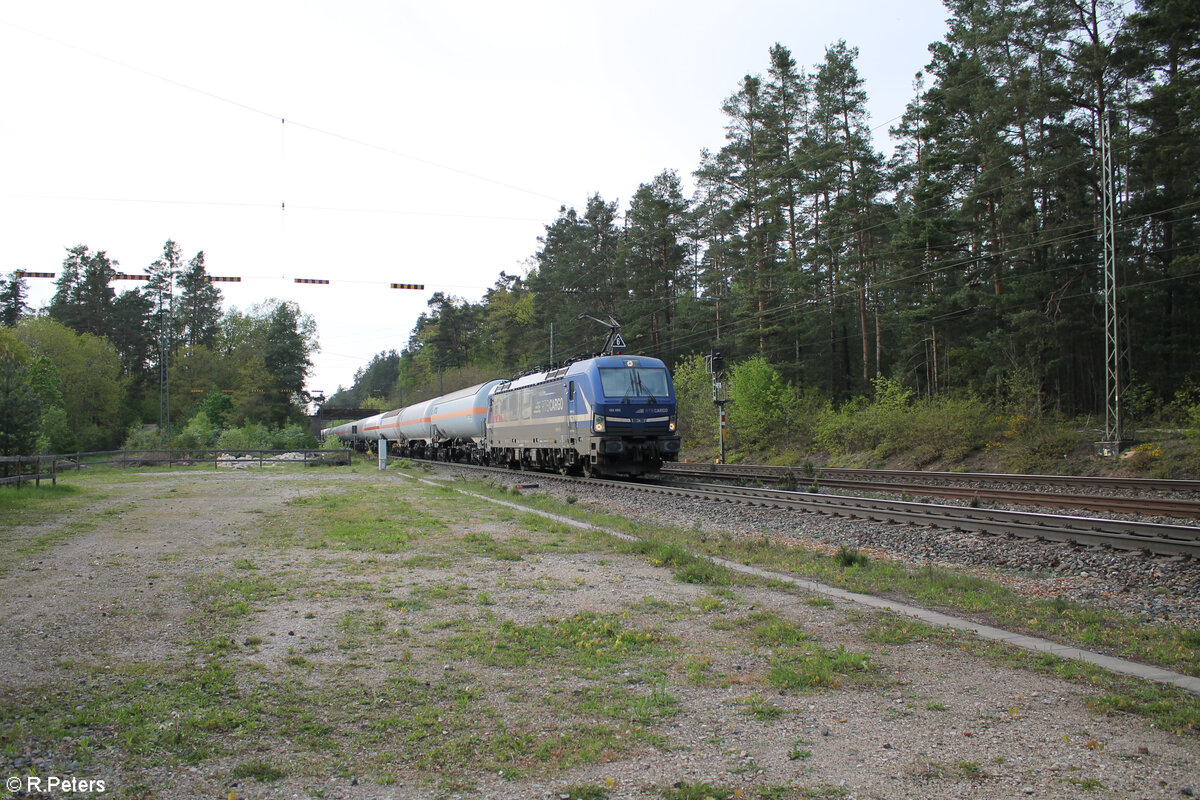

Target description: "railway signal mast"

left=708, top=348, right=728, bottom=464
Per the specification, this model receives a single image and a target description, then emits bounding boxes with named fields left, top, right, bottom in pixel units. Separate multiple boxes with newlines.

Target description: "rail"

left=0, top=448, right=353, bottom=488
left=412, top=459, right=1200, bottom=559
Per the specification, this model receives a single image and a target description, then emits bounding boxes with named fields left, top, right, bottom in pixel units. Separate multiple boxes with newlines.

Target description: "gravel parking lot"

left=1, top=466, right=1196, bottom=799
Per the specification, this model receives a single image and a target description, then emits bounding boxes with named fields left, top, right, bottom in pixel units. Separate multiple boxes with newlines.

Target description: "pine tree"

left=1117, top=0, right=1200, bottom=399
left=176, top=250, right=222, bottom=348
left=0, top=271, right=30, bottom=327
left=811, top=41, right=886, bottom=391
left=621, top=170, right=690, bottom=361
left=49, top=245, right=117, bottom=338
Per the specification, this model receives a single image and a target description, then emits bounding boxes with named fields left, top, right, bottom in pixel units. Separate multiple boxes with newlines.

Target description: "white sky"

left=1, top=1, right=948, bottom=398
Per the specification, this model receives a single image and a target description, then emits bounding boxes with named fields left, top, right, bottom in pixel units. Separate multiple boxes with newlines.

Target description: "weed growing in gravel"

left=862, top=614, right=944, bottom=644
left=188, top=572, right=288, bottom=622
left=660, top=781, right=734, bottom=799
left=741, top=691, right=785, bottom=720
left=767, top=643, right=874, bottom=692
left=743, top=610, right=813, bottom=647
left=622, top=535, right=738, bottom=585
left=787, top=737, right=813, bottom=760
left=230, top=760, right=286, bottom=782
left=461, top=530, right=526, bottom=561
left=834, top=545, right=868, bottom=568
left=280, top=488, right=445, bottom=552
left=437, top=612, right=667, bottom=671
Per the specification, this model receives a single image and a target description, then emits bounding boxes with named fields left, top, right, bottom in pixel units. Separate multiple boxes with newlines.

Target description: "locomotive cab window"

left=598, top=367, right=671, bottom=399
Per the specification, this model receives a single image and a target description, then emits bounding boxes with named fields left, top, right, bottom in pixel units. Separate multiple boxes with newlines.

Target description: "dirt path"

left=1, top=467, right=1196, bottom=800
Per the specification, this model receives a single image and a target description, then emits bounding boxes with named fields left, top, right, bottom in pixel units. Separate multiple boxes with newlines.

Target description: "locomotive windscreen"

left=598, top=366, right=671, bottom=399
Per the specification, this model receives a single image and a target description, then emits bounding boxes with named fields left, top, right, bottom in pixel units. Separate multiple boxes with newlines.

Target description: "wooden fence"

left=0, top=449, right=353, bottom=488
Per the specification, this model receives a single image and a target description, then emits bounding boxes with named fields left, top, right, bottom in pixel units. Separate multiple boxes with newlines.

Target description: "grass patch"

left=862, top=614, right=944, bottom=644
left=621, top=536, right=737, bottom=585
left=462, top=530, right=527, bottom=561
left=0, top=483, right=86, bottom=528
left=188, top=573, right=286, bottom=621
left=2, top=660, right=255, bottom=767
left=661, top=781, right=734, bottom=799
left=281, top=487, right=446, bottom=552
left=766, top=643, right=874, bottom=692
left=438, top=612, right=667, bottom=671
left=658, top=521, right=1200, bottom=678
left=230, top=760, right=286, bottom=782
left=741, top=691, right=784, bottom=720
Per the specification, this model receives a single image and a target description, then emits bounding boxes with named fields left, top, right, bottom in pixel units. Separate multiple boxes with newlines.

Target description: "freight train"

left=321, top=353, right=681, bottom=478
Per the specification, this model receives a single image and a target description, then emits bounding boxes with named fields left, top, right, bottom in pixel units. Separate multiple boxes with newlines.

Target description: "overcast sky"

left=1, top=1, right=949, bottom=397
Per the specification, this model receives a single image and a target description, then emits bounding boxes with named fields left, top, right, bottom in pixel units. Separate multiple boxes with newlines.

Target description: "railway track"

left=417, top=460, right=1200, bottom=559
left=661, top=463, right=1200, bottom=519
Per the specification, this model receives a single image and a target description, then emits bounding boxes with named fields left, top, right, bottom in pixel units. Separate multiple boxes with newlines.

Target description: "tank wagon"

left=321, top=354, right=681, bottom=478
left=372, top=379, right=504, bottom=462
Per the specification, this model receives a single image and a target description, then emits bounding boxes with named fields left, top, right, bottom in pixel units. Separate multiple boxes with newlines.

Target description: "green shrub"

left=122, top=420, right=161, bottom=450
left=672, top=353, right=717, bottom=451
left=39, top=406, right=76, bottom=454
left=1001, top=424, right=1080, bottom=473
left=172, top=411, right=217, bottom=450
left=268, top=423, right=316, bottom=450
left=217, top=422, right=271, bottom=451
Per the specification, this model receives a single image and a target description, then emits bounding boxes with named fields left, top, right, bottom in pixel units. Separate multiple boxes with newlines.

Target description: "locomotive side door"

left=566, top=378, right=584, bottom=457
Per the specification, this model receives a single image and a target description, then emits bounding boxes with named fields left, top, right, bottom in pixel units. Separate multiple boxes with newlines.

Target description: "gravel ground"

left=1, top=466, right=1197, bottom=800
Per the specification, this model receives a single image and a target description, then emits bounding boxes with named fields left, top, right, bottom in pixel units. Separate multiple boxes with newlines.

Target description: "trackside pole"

left=708, top=348, right=728, bottom=464
left=378, top=439, right=388, bottom=470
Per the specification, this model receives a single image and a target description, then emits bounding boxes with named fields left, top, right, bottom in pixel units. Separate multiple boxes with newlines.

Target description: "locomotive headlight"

left=592, top=414, right=606, bottom=433
left=668, top=415, right=677, bottom=433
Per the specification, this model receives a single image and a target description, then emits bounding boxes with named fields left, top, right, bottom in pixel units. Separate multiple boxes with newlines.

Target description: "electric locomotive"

left=486, top=354, right=679, bottom=477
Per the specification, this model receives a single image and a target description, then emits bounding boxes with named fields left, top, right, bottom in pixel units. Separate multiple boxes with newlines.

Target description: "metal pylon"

left=1099, top=114, right=1123, bottom=451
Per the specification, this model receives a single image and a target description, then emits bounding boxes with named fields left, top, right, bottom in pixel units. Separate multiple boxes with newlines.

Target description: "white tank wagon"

left=320, top=412, right=383, bottom=446
left=374, top=380, right=505, bottom=461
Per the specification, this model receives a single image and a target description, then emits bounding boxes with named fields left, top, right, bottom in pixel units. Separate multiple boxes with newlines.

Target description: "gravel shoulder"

left=0, top=465, right=1197, bottom=800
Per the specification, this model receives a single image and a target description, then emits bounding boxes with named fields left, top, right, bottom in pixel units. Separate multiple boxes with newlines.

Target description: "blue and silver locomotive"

left=487, top=353, right=680, bottom=477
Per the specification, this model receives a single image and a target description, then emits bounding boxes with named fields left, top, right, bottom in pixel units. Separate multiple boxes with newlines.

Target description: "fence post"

left=16, top=455, right=22, bottom=490
left=35, top=456, right=41, bottom=488
left=52, top=456, right=57, bottom=486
